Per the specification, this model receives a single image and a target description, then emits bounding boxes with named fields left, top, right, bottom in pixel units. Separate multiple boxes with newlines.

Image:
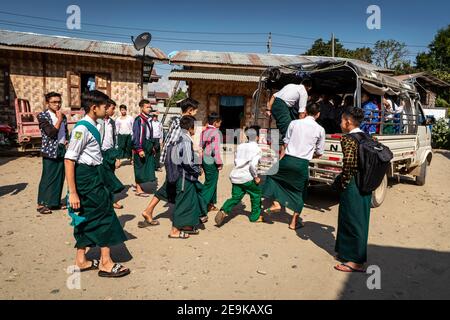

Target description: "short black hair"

left=342, top=107, right=365, bottom=126
left=45, top=92, right=61, bottom=102
left=245, top=125, right=261, bottom=142
left=139, top=99, right=151, bottom=108
left=119, top=104, right=127, bottom=110
left=178, top=98, right=199, bottom=113
left=306, top=102, right=321, bottom=116
left=81, top=90, right=109, bottom=114
left=302, top=79, right=313, bottom=88
left=207, top=112, right=221, bottom=125
left=107, top=99, right=117, bottom=107
left=180, top=115, right=196, bottom=130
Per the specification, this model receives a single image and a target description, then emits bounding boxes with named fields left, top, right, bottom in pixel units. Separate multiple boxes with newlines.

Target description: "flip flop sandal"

left=137, top=219, right=160, bottom=228
left=168, top=231, right=189, bottom=239
left=80, top=259, right=100, bottom=272
left=135, top=192, right=150, bottom=198
left=98, top=263, right=131, bottom=278
left=334, top=263, right=366, bottom=273
left=214, top=210, right=228, bottom=226
left=264, top=208, right=281, bottom=214
left=37, top=206, right=52, bottom=214
left=181, top=227, right=200, bottom=235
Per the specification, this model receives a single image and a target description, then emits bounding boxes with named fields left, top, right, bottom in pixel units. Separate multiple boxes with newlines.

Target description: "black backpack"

left=164, top=140, right=182, bottom=184
left=349, top=132, right=393, bottom=194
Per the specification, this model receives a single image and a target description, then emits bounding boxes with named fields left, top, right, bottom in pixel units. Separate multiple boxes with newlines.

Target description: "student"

left=262, top=102, right=325, bottom=230
left=200, top=112, right=223, bottom=220
left=265, top=79, right=313, bottom=143
left=215, top=126, right=264, bottom=226
left=132, top=99, right=156, bottom=197
left=360, top=90, right=379, bottom=135
left=37, top=92, right=69, bottom=214
left=138, top=98, right=199, bottom=228
left=97, top=99, right=125, bottom=209
left=115, top=105, right=134, bottom=160
left=152, top=114, right=164, bottom=171
left=334, top=107, right=372, bottom=273
left=168, top=115, right=207, bottom=239
left=64, top=90, right=130, bottom=278
left=317, top=93, right=335, bottom=134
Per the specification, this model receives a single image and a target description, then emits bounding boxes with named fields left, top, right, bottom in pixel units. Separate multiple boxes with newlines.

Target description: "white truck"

left=254, top=58, right=433, bottom=207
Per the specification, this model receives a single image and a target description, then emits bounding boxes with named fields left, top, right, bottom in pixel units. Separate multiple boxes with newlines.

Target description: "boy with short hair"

left=200, top=112, right=223, bottom=220
left=168, top=115, right=207, bottom=239
left=215, top=126, right=264, bottom=226
left=37, top=92, right=68, bottom=214
left=97, top=99, right=125, bottom=209
left=132, top=99, right=156, bottom=197
left=64, top=90, right=130, bottom=278
left=115, top=104, right=134, bottom=160
left=138, top=98, right=199, bottom=228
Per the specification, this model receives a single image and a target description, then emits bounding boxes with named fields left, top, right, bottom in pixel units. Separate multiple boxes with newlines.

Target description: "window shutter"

left=95, top=73, right=111, bottom=97
left=67, top=71, right=81, bottom=109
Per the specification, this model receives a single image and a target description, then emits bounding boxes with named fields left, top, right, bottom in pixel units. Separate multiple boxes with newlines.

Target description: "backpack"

left=349, top=132, right=393, bottom=194
left=164, top=139, right=182, bottom=184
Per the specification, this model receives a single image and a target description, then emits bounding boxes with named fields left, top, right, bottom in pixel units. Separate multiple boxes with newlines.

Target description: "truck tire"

left=371, top=174, right=387, bottom=208
left=415, top=161, right=427, bottom=186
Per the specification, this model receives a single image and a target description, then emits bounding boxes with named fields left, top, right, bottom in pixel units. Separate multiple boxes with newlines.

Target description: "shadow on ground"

left=0, top=182, right=28, bottom=197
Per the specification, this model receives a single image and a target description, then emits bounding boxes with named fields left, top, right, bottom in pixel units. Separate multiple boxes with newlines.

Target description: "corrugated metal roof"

left=170, top=50, right=390, bottom=72
left=0, top=29, right=167, bottom=61
left=169, top=70, right=260, bottom=82
left=393, top=72, right=450, bottom=88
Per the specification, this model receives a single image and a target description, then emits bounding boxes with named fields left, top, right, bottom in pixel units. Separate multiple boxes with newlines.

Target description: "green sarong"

left=272, top=97, right=298, bottom=144
left=117, top=134, right=132, bottom=159
left=221, top=181, right=262, bottom=222
left=37, top=144, right=66, bottom=209
left=201, top=156, right=219, bottom=205
left=335, top=177, right=371, bottom=264
left=382, top=120, right=395, bottom=134
left=155, top=180, right=177, bottom=204
left=100, top=148, right=124, bottom=194
left=173, top=178, right=207, bottom=228
left=73, top=163, right=127, bottom=248
left=152, top=138, right=161, bottom=169
left=262, top=155, right=309, bottom=213
left=133, top=139, right=156, bottom=184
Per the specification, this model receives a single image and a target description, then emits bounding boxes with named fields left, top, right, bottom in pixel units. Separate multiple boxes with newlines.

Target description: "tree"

left=166, top=88, right=187, bottom=108
left=304, top=38, right=373, bottom=63
left=416, top=25, right=450, bottom=72
left=373, top=40, right=409, bottom=69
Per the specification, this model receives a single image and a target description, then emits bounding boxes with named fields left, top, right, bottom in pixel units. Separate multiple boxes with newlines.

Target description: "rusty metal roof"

left=393, top=72, right=450, bottom=88
left=169, top=50, right=390, bottom=72
left=0, top=29, right=167, bottom=61
left=169, top=70, right=260, bottom=82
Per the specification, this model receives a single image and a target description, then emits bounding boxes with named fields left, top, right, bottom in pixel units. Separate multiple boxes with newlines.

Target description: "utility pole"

left=331, top=33, right=335, bottom=57
left=267, top=32, right=272, bottom=53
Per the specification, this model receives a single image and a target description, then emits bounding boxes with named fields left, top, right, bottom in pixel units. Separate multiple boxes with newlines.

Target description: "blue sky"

left=0, top=0, right=448, bottom=91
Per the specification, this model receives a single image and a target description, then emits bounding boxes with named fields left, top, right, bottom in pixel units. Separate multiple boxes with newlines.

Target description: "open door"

left=67, top=71, right=81, bottom=109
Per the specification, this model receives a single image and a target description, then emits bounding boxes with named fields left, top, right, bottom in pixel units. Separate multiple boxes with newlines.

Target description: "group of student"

left=36, top=81, right=374, bottom=278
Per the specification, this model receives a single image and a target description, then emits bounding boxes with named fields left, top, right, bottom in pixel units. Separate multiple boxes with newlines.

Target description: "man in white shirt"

left=262, top=102, right=325, bottom=231
left=115, top=105, right=134, bottom=160
left=214, top=126, right=264, bottom=226
left=152, top=114, right=164, bottom=171
left=64, top=90, right=130, bottom=278
left=266, top=79, right=313, bottom=145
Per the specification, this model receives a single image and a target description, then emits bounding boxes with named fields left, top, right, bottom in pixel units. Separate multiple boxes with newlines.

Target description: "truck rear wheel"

left=415, top=161, right=427, bottom=186
left=371, top=174, right=387, bottom=208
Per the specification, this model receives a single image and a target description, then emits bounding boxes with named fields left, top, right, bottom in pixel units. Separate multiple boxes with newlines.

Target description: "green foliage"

left=431, top=118, right=450, bottom=149
left=373, top=40, right=409, bottom=69
left=416, top=25, right=450, bottom=72
left=166, top=88, right=188, bottom=108
left=304, top=38, right=373, bottom=63
left=435, top=98, right=450, bottom=108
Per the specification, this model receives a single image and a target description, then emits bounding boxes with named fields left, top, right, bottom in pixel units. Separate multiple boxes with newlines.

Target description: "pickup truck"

left=253, top=58, right=433, bottom=207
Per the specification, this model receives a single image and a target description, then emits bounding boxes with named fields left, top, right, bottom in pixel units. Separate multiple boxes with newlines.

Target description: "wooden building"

left=0, top=29, right=167, bottom=126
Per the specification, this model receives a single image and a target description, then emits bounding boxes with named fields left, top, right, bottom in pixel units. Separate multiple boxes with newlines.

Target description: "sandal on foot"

left=98, top=263, right=131, bottom=278
left=37, top=206, right=52, bottom=215
left=79, top=259, right=100, bottom=272
left=214, top=210, right=228, bottom=226
left=334, top=263, right=366, bottom=273
left=168, top=231, right=189, bottom=239
left=264, top=207, right=281, bottom=214
left=113, top=203, right=124, bottom=209
left=137, top=219, right=160, bottom=228
left=199, top=216, right=209, bottom=224
left=288, top=221, right=305, bottom=230
left=181, top=227, right=200, bottom=235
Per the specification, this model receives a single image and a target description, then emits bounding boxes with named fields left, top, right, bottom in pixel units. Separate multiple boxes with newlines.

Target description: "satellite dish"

left=131, top=32, right=152, bottom=51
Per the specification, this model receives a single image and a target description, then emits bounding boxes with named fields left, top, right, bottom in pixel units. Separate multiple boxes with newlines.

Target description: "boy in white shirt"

left=115, top=105, right=134, bottom=160
left=214, top=126, right=264, bottom=226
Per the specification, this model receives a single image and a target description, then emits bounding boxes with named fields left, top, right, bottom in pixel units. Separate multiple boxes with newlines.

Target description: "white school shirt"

left=115, top=115, right=134, bottom=136
left=65, top=115, right=103, bottom=166
left=48, top=110, right=66, bottom=144
left=274, top=84, right=308, bottom=113
left=97, top=118, right=114, bottom=151
left=349, top=128, right=363, bottom=134
left=229, top=141, right=262, bottom=184
left=152, top=120, right=163, bottom=139
left=284, top=116, right=326, bottom=161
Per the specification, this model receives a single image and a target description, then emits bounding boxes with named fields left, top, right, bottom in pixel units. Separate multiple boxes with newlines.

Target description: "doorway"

left=219, top=96, right=244, bottom=143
